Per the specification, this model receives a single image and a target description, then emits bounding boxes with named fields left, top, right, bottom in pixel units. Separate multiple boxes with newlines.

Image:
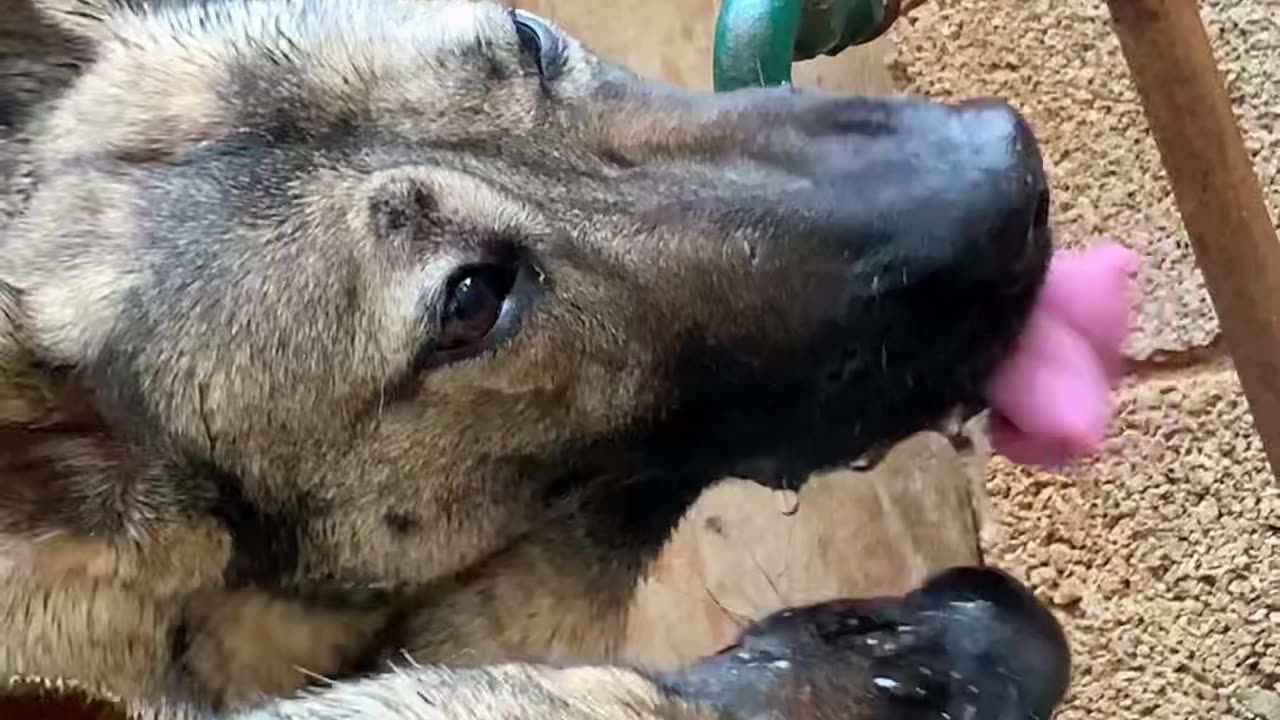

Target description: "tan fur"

left=0, top=521, right=229, bottom=703
left=181, top=591, right=390, bottom=707
left=0, top=1, right=1061, bottom=718
left=0, top=3, right=773, bottom=713
left=244, top=665, right=715, bottom=720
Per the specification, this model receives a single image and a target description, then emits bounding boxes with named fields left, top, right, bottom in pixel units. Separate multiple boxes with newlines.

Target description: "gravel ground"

left=889, top=1, right=1280, bottom=717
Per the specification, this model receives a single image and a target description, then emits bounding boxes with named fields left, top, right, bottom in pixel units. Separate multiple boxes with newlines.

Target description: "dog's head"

left=1, top=0, right=1050, bottom=630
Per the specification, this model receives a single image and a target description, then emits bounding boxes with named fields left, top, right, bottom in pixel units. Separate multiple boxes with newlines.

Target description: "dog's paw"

left=657, top=566, right=1070, bottom=720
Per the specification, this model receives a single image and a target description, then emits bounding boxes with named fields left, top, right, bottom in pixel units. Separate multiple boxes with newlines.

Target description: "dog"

left=0, top=0, right=1068, bottom=718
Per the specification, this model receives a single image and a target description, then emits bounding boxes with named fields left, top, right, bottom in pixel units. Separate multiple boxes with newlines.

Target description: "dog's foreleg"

left=227, top=664, right=710, bottom=720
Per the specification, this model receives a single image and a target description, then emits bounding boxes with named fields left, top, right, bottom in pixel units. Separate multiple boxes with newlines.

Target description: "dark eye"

left=436, top=265, right=518, bottom=352
left=511, top=9, right=564, bottom=78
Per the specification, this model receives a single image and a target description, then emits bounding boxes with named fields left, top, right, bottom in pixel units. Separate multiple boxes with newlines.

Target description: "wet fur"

left=0, top=1, right=1064, bottom=718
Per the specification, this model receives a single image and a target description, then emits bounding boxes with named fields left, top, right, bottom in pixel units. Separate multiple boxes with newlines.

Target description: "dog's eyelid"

left=508, top=9, right=566, bottom=81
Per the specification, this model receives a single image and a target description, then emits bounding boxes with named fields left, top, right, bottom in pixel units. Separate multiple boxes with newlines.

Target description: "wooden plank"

left=1106, top=0, right=1280, bottom=476
left=623, top=435, right=983, bottom=669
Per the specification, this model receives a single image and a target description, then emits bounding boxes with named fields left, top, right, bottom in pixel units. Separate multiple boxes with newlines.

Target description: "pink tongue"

left=984, top=242, right=1140, bottom=468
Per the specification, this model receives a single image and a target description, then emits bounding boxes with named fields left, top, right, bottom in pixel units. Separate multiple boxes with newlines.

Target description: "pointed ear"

left=0, top=280, right=158, bottom=538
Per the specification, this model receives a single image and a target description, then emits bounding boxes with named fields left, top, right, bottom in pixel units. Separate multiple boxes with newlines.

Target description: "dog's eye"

left=436, top=265, right=517, bottom=352
left=510, top=9, right=564, bottom=78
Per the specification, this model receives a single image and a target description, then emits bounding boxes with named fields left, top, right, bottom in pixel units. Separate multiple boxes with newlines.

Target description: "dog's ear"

left=0, top=280, right=159, bottom=538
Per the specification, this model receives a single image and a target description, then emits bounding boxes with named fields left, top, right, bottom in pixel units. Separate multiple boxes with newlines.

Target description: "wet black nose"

left=868, top=97, right=1051, bottom=288
left=948, top=98, right=1052, bottom=237
left=948, top=98, right=1049, bottom=220
left=654, top=565, right=1070, bottom=720
left=907, top=566, right=1072, bottom=720
left=784, top=95, right=1052, bottom=295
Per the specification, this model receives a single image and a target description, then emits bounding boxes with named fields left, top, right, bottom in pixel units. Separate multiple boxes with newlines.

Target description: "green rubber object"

left=713, top=0, right=892, bottom=92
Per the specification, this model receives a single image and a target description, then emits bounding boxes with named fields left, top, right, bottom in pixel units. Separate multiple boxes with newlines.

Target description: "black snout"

left=657, top=567, right=1069, bottom=720
left=693, top=95, right=1054, bottom=485
left=903, top=567, right=1072, bottom=720
left=591, top=88, right=1054, bottom=489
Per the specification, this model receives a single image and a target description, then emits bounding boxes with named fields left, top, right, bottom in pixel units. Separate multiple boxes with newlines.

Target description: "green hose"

left=712, top=0, right=896, bottom=92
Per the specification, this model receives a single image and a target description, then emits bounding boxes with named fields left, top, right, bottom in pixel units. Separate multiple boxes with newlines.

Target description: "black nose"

left=906, top=566, right=1072, bottom=720
left=949, top=98, right=1051, bottom=234
left=947, top=98, right=1049, bottom=222
left=655, top=565, right=1070, bottom=720
left=770, top=94, right=1053, bottom=297
left=860, top=97, right=1051, bottom=289
left=945, top=99, right=1053, bottom=283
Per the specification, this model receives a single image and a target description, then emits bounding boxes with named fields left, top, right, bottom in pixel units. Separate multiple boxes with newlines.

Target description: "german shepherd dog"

left=0, top=0, right=1068, bottom=718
